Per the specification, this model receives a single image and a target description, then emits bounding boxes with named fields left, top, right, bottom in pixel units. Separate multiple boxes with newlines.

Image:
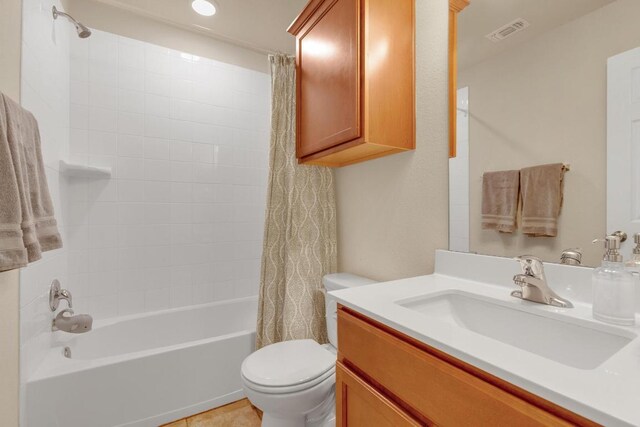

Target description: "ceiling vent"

left=485, top=18, right=530, bottom=42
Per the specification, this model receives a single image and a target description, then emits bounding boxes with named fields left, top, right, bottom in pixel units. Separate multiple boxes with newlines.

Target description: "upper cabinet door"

left=296, top=0, right=361, bottom=158
left=289, top=0, right=415, bottom=167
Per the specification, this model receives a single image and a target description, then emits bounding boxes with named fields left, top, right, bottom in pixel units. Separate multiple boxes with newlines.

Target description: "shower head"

left=52, top=6, right=92, bottom=38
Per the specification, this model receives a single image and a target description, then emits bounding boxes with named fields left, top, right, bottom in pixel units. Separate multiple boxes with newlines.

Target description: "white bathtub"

left=25, top=297, right=258, bottom=427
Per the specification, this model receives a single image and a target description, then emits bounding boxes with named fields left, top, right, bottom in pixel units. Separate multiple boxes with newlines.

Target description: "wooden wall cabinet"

left=288, top=0, right=415, bottom=167
left=337, top=306, right=601, bottom=427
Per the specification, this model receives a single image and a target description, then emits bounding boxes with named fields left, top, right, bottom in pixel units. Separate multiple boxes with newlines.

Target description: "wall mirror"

left=448, top=0, right=640, bottom=267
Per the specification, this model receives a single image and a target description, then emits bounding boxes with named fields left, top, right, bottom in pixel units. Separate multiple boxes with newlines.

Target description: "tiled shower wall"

left=66, top=30, right=270, bottom=319
left=19, top=0, right=71, bottom=390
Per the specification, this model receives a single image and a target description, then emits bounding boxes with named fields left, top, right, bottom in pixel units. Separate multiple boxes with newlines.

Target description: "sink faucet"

left=512, top=255, right=573, bottom=308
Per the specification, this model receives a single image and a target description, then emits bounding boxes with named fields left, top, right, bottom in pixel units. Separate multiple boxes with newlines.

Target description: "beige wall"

left=0, top=3, right=22, bottom=426
left=335, top=0, right=450, bottom=281
left=1, top=0, right=22, bottom=101
left=460, top=0, right=640, bottom=267
left=62, top=0, right=269, bottom=73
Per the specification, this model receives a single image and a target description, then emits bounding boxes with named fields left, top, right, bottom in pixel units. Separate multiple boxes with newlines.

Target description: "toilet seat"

left=243, top=367, right=335, bottom=394
left=241, top=339, right=336, bottom=394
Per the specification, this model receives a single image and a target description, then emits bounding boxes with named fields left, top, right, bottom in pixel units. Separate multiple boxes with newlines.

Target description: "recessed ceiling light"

left=192, top=0, right=216, bottom=16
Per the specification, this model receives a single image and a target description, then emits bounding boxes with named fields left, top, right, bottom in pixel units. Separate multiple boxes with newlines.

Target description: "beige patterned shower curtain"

left=255, top=54, right=337, bottom=349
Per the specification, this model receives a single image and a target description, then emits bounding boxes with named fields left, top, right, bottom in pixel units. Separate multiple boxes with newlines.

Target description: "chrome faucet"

left=49, top=279, right=72, bottom=311
left=49, top=280, right=93, bottom=334
left=512, top=255, right=573, bottom=308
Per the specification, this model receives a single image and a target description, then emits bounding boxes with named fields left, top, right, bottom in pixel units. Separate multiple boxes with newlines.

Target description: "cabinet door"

left=338, top=308, right=589, bottom=427
left=336, top=362, right=422, bottom=427
left=297, top=0, right=361, bottom=158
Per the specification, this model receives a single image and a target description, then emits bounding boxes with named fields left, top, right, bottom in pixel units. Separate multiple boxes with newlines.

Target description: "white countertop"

left=330, top=251, right=640, bottom=427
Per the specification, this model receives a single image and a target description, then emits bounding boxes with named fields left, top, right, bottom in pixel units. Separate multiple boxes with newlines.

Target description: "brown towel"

left=481, top=170, right=520, bottom=233
left=520, top=163, right=565, bottom=237
left=0, top=93, right=62, bottom=272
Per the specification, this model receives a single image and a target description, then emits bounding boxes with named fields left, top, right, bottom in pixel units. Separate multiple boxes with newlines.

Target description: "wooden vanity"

left=336, top=305, right=600, bottom=426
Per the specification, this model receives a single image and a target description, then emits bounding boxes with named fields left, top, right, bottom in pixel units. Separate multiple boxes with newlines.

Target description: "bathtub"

left=25, top=297, right=258, bottom=427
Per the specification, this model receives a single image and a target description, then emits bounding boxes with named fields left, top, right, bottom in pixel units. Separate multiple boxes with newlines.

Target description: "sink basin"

left=397, top=291, right=636, bottom=370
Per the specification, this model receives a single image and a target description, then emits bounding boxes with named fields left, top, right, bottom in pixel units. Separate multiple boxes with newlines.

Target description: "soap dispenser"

left=592, top=235, right=635, bottom=326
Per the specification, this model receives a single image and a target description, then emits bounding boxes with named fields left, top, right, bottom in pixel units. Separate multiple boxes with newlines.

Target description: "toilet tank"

left=323, top=273, right=377, bottom=348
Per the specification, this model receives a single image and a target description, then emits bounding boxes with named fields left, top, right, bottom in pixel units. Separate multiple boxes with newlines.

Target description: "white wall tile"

left=117, top=135, right=144, bottom=158
left=170, top=119, right=193, bottom=141
left=89, top=179, right=117, bottom=202
left=119, top=89, right=145, bottom=114
left=117, top=180, right=144, bottom=202
left=145, top=72, right=171, bottom=96
left=70, top=128, right=88, bottom=154
left=144, top=181, right=172, bottom=202
left=119, top=67, right=144, bottom=91
left=145, top=93, right=171, bottom=118
left=70, top=103, right=88, bottom=129
left=170, top=141, right=193, bottom=162
left=118, top=291, right=145, bottom=315
left=170, top=161, right=193, bottom=182
left=89, top=84, right=118, bottom=109
left=193, top=143, right=214, bottom=163
left=88, top=130, right=117, bottom=156
left=118, top=39, right=144, bottom=70
left=144, top=116, right=172, bottom=138
left=144, top=137, right=171, bottom=159
left=144, top=159, right=171, bottom=181
left=118, top=112, right=145, bottom=136
left=89, top=106, right=118, bottom=132
left=89, top=62, right=118, bottom=87
left=170, top=79, right=193, bottom=100
left=118, top=157, right=144, bottom=180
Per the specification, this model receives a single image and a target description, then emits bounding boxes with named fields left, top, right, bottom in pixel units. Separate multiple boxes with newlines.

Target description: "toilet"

left=241, top=273, right=377, bottom=427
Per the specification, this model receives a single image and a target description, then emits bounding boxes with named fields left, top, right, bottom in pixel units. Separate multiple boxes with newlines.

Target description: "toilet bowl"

left=241, top=273, right=377, bottom=427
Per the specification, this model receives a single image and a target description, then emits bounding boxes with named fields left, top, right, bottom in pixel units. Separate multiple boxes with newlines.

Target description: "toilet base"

left=261, top=414, right=306, bottom=427
left=248, top=381, right=336, bottom=427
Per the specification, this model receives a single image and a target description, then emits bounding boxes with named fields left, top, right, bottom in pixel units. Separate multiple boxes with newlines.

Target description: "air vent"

left=485, top=18, right=530, bottom=42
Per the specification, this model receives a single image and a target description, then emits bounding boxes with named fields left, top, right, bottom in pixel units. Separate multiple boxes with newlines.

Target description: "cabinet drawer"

left=336, top=361, right=421, bottom=427
left=338, top=308, right=576, bottom=427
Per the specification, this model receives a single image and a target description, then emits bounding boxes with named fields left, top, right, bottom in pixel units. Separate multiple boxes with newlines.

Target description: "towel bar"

left=480, top=163, right=570, bottom=179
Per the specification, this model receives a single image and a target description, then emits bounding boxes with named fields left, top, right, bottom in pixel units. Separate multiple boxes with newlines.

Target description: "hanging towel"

left=0, top=93, right=62, bottom=272
left=520, top=163, right=565, bottom=237
left=481, top=170, right=520, bottom=233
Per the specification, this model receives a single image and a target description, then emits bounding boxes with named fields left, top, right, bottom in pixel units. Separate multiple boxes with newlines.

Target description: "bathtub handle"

left=49, top=279, right=73, bottom=311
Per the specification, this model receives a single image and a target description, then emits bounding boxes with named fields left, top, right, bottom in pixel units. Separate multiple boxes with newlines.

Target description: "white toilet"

left=241, top=273, right=377, bottom=427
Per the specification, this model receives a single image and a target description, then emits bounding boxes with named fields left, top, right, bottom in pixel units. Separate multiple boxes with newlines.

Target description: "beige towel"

left=0, top=93, right=62, bottom=272
left=520, top=163, right=565, bottom=237
left=481, top=170, right=520, bottom=233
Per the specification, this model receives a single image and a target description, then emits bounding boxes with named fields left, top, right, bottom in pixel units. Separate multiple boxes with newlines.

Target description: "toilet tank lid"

left=322, top=273, right=377, bottom=291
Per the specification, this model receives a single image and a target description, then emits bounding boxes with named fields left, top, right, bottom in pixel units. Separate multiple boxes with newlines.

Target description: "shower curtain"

left=256, top=54, right=337, bottom=349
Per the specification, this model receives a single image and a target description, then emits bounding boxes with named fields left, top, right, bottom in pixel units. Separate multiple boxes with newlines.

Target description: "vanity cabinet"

left=287, top=0, right=415, bottom=167
left=336, top=306, right=600, bottom=427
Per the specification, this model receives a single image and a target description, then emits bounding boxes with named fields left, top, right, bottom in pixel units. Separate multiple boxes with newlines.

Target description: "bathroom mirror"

left=449, top=0, right=640, bottom=267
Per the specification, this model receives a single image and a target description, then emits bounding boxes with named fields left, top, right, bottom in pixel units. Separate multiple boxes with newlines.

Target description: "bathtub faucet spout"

left=52, top=309, right=93, bottom=334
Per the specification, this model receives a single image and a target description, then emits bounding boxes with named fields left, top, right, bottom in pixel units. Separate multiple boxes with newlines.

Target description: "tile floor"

left=162, top=399, right=262, bottom=427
